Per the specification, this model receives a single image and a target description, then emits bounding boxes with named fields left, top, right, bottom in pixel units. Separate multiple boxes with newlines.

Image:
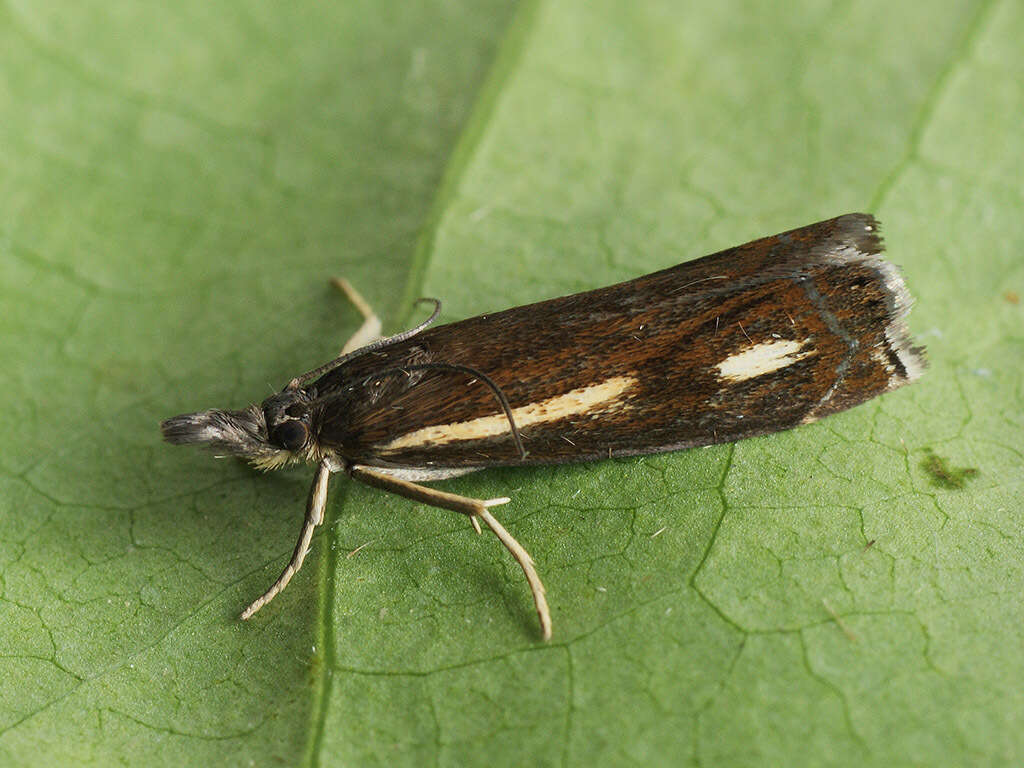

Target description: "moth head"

left=161, top=389, right=315, bottom=471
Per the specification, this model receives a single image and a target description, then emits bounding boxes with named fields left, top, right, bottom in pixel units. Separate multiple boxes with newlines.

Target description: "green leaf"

left=0, top=0, right=518, bottom=764
left=3, top=0, right=1022, bottom=766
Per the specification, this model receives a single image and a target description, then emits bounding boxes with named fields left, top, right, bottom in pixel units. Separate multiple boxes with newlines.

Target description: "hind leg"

left=331, top=277, right=383, bottom=353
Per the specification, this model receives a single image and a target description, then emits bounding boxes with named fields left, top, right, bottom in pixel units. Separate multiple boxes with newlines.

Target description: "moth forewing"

left=161, top=213, right=924, bottom=640
left=314, top=213, right=923, bottom=473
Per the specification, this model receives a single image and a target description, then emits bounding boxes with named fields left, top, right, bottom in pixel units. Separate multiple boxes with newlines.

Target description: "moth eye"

left=272, top=420, right=308, bottom=451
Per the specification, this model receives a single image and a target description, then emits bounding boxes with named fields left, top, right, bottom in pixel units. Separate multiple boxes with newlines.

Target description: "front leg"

left=349, top=465, right=552, bottom=641
left=241, top=459, right=332, bottom=619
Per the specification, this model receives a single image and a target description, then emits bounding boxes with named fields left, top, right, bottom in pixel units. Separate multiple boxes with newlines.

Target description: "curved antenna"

left=304, top=361, right=528, bottom=460
left=286, top=298, right=442, bottom=390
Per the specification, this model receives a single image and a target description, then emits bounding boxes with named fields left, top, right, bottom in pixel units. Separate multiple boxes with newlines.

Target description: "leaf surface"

left=2, top=0, right=1022, bottom=766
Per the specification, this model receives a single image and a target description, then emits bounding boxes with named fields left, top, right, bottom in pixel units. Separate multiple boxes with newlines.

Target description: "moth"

left=161, top=213, right=924, bottom=640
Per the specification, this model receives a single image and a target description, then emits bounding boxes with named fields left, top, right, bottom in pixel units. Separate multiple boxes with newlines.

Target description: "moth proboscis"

left=161, top=213, right=925, bottom=641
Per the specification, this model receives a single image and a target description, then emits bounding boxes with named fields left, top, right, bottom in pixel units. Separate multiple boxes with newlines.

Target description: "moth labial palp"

left=161, top=213, right=925, bottom=641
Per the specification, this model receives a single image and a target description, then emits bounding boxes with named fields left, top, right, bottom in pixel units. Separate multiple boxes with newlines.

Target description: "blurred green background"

left=1, top=1, right=1022, bottom=765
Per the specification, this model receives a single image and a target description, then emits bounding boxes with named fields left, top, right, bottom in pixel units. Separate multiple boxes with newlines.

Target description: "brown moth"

left=162, top=213, right=924, bottom=640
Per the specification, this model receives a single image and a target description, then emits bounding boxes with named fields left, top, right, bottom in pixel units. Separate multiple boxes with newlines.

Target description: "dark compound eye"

left=272, top=420, right=308, bottom=451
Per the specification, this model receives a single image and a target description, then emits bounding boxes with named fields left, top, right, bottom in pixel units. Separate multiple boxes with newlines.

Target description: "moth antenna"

left=287, top=298, right=442, bottom=389
left=306, top=361, right=528, bottom=461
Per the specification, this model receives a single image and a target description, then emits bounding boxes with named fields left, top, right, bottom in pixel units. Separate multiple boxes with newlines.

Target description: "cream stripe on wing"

left=380, top=375, right=638, bottom=451
left=714, top=339, right=814, bottom=382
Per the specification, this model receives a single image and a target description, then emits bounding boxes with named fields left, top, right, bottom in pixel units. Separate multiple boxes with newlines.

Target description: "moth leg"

left=241, top=459, right=332, bottom=620
left=331, top=277, right=383, bottom=354
left=349, top=465, right=552, bottom=641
